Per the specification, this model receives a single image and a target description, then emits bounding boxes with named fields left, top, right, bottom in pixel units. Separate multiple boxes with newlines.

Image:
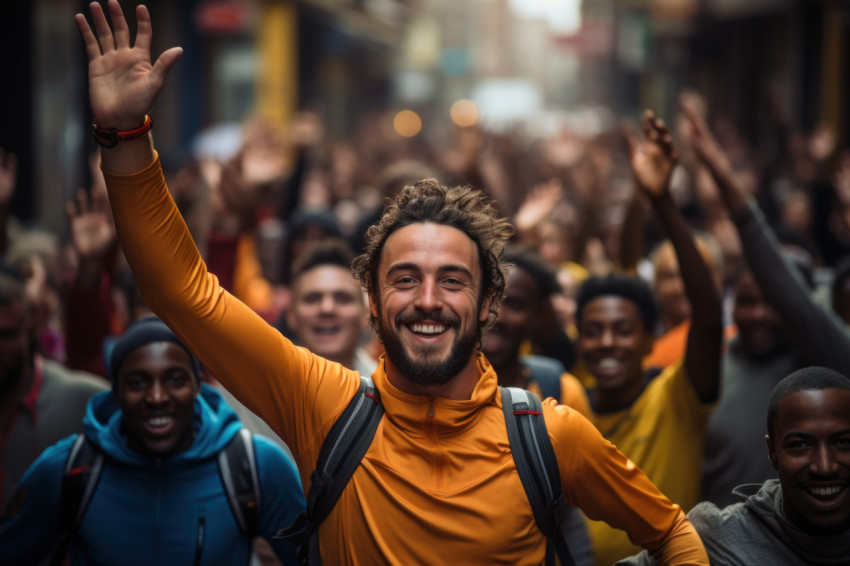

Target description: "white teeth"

left=147, top=416, right=172, bottom=427
left=810, top=486, right=842, bottom=497
left=411, top=324, right=446, bottom=335
left=597, top=358, right=620, bottom=369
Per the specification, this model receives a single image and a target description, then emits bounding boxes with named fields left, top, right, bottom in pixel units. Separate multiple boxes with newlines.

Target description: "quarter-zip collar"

left=371, top=352, right=500, bottom=437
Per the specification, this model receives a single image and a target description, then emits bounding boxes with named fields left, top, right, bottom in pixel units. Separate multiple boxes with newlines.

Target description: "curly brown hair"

left=351, top=178, right=514, bottom=332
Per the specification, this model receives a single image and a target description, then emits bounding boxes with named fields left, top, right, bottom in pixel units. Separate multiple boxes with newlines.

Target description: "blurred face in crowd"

left=767, top=388, right=850, bottom=534
left=652, top=243, right=690, bottom=330
left=0, top=300, right=30, bottom=393
left=371, top=223, right=490, bottom=387
left=733, top=271, right=786, bottom=357
left=578, top=296, right=653, bottom=398
left=288, top=264, right=367, bottom=366
left=116, top=342, right=199, bottom=458
left=482, top=267, right=539, bottom=368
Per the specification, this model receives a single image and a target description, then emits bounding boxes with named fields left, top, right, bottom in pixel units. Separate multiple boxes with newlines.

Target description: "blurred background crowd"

left=1, top=0, right=850, bottom=564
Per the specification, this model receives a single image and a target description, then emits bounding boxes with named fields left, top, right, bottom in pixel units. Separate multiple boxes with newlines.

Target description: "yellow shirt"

left=586, top=359, right=714, bottom=565
left=102, top=155, right=708, bottom=565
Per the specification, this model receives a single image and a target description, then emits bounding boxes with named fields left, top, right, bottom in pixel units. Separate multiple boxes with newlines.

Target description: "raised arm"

left=74, top=1, right=361, bottom=457
left=626, top=111, right=722, bottom=403
left=681, top=99, right=850, bottom=374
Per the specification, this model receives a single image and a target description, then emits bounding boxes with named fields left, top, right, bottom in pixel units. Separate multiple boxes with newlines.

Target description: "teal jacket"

left=0, top=384, right=304, bottom=565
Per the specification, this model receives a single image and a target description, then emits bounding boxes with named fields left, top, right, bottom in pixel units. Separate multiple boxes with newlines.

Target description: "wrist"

left=92, top=115, right=152, bottom=149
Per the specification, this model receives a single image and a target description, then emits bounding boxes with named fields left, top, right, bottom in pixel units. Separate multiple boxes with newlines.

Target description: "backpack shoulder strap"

left=276, top=376, right=383, bottom=561
left=520, top=355, right=565, bottom=402
left=501, top=386, right=576, bottom=566
left=51, top=433, right=105, bottom=566
left=61, top=433, right=105, bottom=531
left=218, top=427, right=260, bottom=539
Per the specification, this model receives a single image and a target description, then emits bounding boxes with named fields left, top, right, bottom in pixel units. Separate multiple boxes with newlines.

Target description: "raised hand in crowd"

left=74, top=0, right=182, bottom=173
left=626, top=110, right=678, bottom=199
left=66, top=187, right=117, bottom=292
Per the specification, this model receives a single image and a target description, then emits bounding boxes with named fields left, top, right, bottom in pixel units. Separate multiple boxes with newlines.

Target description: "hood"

left=742, top=479, right=850, bottom=564
left=82, top=383, right=243, bottom=466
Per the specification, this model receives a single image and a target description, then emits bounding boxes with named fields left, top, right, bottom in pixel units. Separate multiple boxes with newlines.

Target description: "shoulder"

left=252, top=434, right=299, bottom=480
left=42, top=360, right=109, bottom=394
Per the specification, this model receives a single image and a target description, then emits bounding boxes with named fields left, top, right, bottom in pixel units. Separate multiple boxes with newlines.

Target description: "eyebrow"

left=385, top=263, right=474, bottom=279
left=784, top=428, right=850, bottom=440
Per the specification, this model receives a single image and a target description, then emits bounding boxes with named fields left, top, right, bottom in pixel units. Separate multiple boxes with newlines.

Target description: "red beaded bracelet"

left=91, top=115, right=153, bottom=149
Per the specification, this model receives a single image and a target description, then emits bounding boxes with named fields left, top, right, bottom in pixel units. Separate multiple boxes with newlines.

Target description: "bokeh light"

left=393, top=110, right=422, bottom=137
left=450, top=99, right=479, bottom=127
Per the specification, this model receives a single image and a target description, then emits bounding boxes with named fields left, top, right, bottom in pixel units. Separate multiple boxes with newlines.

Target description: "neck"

left=592, top=374, right=646, bottom=413
left=385, top=354, right=481, bottom=400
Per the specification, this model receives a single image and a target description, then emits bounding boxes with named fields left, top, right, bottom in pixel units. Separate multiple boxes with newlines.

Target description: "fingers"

left=107, top=0, right=131, bottom=50
left=150, top=46, right=184, bottom=91
left=74, top=12, right=102, bottom=60
left=89, top=1, right=115, bottom=53
left=134, top=4, right=153, bottom=53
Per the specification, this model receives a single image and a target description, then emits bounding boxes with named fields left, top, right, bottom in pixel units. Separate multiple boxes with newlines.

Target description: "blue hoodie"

left=0, top=384, right=304, bottom=565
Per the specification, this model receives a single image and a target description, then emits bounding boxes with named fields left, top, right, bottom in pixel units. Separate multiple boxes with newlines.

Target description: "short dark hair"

left=290, top=239, right=356, bottom=283
left=575, top=274, right=658, bottom=332
left=351, top=178, right=513, bottom=330
left=504, top=246, right=560, bottom=298
left=767, top=366, right=850, bottom=438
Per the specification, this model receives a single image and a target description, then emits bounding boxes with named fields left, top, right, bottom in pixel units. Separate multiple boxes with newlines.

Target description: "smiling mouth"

left=313, top=325, right=341, bottom=336
left=144, top=415, right=174, bottom=434
left=807, top=485, right=845, bottom=500
left=408, top=323, right=448, bottom=336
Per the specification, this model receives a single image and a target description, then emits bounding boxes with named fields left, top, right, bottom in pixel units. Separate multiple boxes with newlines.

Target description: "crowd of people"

left=1, top=1, right=849, bottom=564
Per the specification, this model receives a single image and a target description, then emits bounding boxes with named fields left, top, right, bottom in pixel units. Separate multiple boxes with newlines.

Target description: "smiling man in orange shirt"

left=73, top=2, right=709, bottom=563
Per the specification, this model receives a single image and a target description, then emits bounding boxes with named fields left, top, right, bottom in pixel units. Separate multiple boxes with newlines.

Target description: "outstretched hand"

left=625, top=110, right=678, bottom=199
left=67, top=187, right=117, bottom=260
left=75, top=0, right=182, bottom=130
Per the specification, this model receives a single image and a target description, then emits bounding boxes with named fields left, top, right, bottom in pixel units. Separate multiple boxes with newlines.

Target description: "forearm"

left=734, top=199, right=850, bottom=370
left=650, top=193, right=721, bottom=330
left=646, top=513, right=708, bottom=566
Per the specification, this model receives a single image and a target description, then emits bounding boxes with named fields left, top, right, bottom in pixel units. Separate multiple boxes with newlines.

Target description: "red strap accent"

left=513, top=410, right=543, bottom=415
left=364, top=392, right=378, bottom=402
left=68, top=466, right=91, bottom=476
left=92, top=115, right=153, bottom=148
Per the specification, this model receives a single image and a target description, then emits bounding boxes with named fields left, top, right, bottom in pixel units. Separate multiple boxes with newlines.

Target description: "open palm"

left=75, top=0, right=182, bottom=129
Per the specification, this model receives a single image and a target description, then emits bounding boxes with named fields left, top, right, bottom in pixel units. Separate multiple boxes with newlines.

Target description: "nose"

left=811, top=444, right=840, bottom=477
left=319, top=294, right=335, bottom=314
left=413, top=277, right=443, bottom=313
left=146, top=379, right=168, bottom=406
left=599, top=328, right=615, bottom=348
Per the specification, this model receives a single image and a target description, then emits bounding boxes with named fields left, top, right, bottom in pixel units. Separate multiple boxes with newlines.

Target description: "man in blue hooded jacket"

left=0, top=316, right=305, bottom=565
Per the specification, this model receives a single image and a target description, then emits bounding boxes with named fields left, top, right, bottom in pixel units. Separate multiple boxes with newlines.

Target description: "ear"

left=765, top=434, right=778, bottom=471
left=479, top=291, right=494, bottom=323
left=368, top=290, right=379, bottom=320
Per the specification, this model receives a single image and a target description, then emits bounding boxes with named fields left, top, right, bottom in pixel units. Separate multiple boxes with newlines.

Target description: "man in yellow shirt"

left=577, top=116, right=724, bottom=564
left=74, top=2, right=709, bottom=563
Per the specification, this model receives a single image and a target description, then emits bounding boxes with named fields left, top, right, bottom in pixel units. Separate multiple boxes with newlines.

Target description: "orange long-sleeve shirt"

left=103, top=155, right=708, bottom=565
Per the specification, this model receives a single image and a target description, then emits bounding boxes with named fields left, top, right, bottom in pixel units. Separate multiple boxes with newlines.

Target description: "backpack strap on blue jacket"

left=501, top=386, right=576, bottom=566
left=218, top=427, right=260, bottom=538
left=276, top=376, right=383, bottom=564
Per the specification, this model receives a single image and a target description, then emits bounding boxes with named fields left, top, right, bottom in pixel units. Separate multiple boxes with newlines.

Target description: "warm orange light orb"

left=450, top=99, right=478, bottom=127
left=393, top=110, right=422, bottom=137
